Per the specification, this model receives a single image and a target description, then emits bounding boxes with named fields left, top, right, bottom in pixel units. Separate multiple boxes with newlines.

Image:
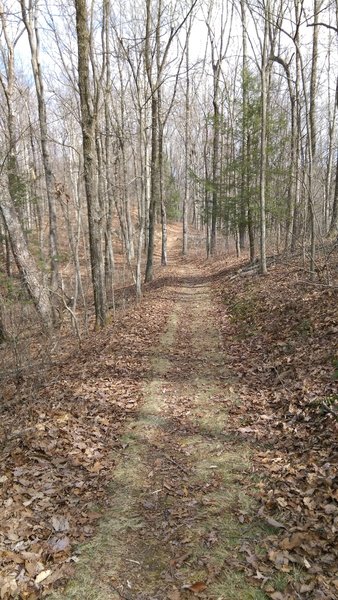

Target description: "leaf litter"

left=209, top=249, right=338, bottom=599
left=0, top=245, right=337, bottom=599
left=0, top=288, right=173, bottom=599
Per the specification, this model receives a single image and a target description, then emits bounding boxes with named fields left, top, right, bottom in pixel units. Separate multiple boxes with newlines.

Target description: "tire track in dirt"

left=50, top=265, right=266, bottom=600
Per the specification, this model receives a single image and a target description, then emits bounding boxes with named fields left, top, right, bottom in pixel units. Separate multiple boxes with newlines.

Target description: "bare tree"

left=0, top=5, right=53, bottom=327
left=20, top=0, right=60, bottom=295
left=74, top=0, right=107, bottom=327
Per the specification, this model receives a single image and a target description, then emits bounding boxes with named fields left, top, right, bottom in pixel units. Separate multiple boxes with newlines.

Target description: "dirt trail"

left=51, top=265, right=265, bottom=600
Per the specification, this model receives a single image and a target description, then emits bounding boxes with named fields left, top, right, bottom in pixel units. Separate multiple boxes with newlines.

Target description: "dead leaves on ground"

left=0, top=296, right=172, bottom=599
left=211, top=251, right=338, bottom=599
left=1, top=250, right=337, bottom=599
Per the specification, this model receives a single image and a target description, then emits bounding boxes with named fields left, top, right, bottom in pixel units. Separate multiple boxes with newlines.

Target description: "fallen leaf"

left=0, top=577, right=18, bottom=599
left=268, top=550, right=289, bottom=570
left=49, top=536, right=70, bottom=553
left=279, top=532, right=309, bottom=550
left=89, top=461, right=104, bottom=473
left=238, top=426, right=257, bottom=434
left=269, top=593, right=285, bottom=600
left=187, top=582, right=207, bottom=593
left=25, top=561, right=44, bottom=577
left=51, top=516, right=69, bottom=532
left=35, top=569, right=52, bottom=585
left=265, top=517, right=287, bottom=529
left=299, top=582, right=314, bottom=593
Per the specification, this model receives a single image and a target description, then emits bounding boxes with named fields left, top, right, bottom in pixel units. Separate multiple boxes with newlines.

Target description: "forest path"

left=51, top=264, right=264, bottom=600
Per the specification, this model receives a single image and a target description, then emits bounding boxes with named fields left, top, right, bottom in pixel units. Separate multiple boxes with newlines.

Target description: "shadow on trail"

left=112, top=263, right=239, bottom=308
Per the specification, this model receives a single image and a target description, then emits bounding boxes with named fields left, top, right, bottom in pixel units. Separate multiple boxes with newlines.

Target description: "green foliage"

left=217, top=68, right=292, bottom=233
left=8, top=171, right=28, bottom=208
left=162, top=156, right=181, bottom=220
left=192, top=66, right=292, bottom=234
left=165, top=173, right=180, bottom=220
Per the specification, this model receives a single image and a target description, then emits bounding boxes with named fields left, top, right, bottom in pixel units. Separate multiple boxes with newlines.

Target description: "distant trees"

left=0, top=6, right=54, bottom=328
left=0, top=0, right=337, bottom=336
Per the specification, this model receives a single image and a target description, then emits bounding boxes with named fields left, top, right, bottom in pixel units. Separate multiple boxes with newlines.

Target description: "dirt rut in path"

left=51, top=270, right=266, bottom=600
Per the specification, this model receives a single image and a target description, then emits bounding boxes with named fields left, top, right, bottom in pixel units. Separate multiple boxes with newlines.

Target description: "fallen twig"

left=296, top=280, right=338, bottom=290
left=164, top=453, right=191, bottom=476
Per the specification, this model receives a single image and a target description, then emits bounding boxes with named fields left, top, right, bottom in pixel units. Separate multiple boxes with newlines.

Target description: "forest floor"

left=0, top=233, right=337, bottom=600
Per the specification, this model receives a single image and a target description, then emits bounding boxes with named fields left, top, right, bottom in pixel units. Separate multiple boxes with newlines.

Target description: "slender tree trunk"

left=203, top=137, right=211, bottom=258
left=328, top=78, right=338, bottom=236
left=270, top=55, right=297, bottom=252
left=160, top=199, right=167, bottom=266
left=102, top=0, right=115, bottom=303
left=0, top=290, right=10, bottom=342
left=259, top=9, right=269, bottom=275
left=183, top=19, right=192, bottom=256
left=210, top=62, right=220, bottom=255
left=144, top=0, right=157, bottom=283
left=116, top=54, right=135, bottom=264
left=308, top=0, right=322, bottom=278
left=20, top=0, right=59, bottom=294
left=158, top=86, right=167, bottom=267
left=324, top=41, right=336, bottom=232
left=104, top=122, right=115, bottom=303
left=291, top=4, right=302, bottom=252
left=136, top=106, right=147, bottom=301
left=248, top=206, right=255, bottom=262
left=75, top=0, right=107, bottom=327
left=328, top=153, right=338, bottom=236
left=145, top=93, right=159, bottom=282
left=239, top=0, right=248, bottom=250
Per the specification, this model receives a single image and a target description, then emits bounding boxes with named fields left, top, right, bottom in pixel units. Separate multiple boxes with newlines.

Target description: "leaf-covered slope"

left=210, top=253, right=338, bottom=599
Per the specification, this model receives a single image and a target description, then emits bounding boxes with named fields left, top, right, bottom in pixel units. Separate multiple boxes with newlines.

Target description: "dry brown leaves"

left=211, top=250, right=338, bottom=599
left=0, top=290, right=173, bottom=599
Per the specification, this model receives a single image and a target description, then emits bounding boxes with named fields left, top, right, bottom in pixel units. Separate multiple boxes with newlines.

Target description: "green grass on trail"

left=48, top=281, right=271, bottom=600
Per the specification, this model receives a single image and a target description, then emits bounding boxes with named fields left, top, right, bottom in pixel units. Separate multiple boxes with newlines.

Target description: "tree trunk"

left=239, top=0, right=248, bottom=251
left=20, top=0, right=59, bottom=294
left=75, top=0, right=107, bottom=327
left=259, top=9, right=268, bottom=275
left=102, top=0, right=115, bottom=303
left=145, top=93, right=159, bottom=282
left=328, top=78, right=338, bottom=236
left=158, top=87, right=167, bottom=267
left=328, top=152, right=338, bottom=236
left=291, top=4, right=302, bottom=252
left=210, top=63, right=220, bottom=255
left=308, top=0, right=322, bottom=278
left=1, top=196, right=53, bottom=327
left=183, top=19, right=192, bottom=256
